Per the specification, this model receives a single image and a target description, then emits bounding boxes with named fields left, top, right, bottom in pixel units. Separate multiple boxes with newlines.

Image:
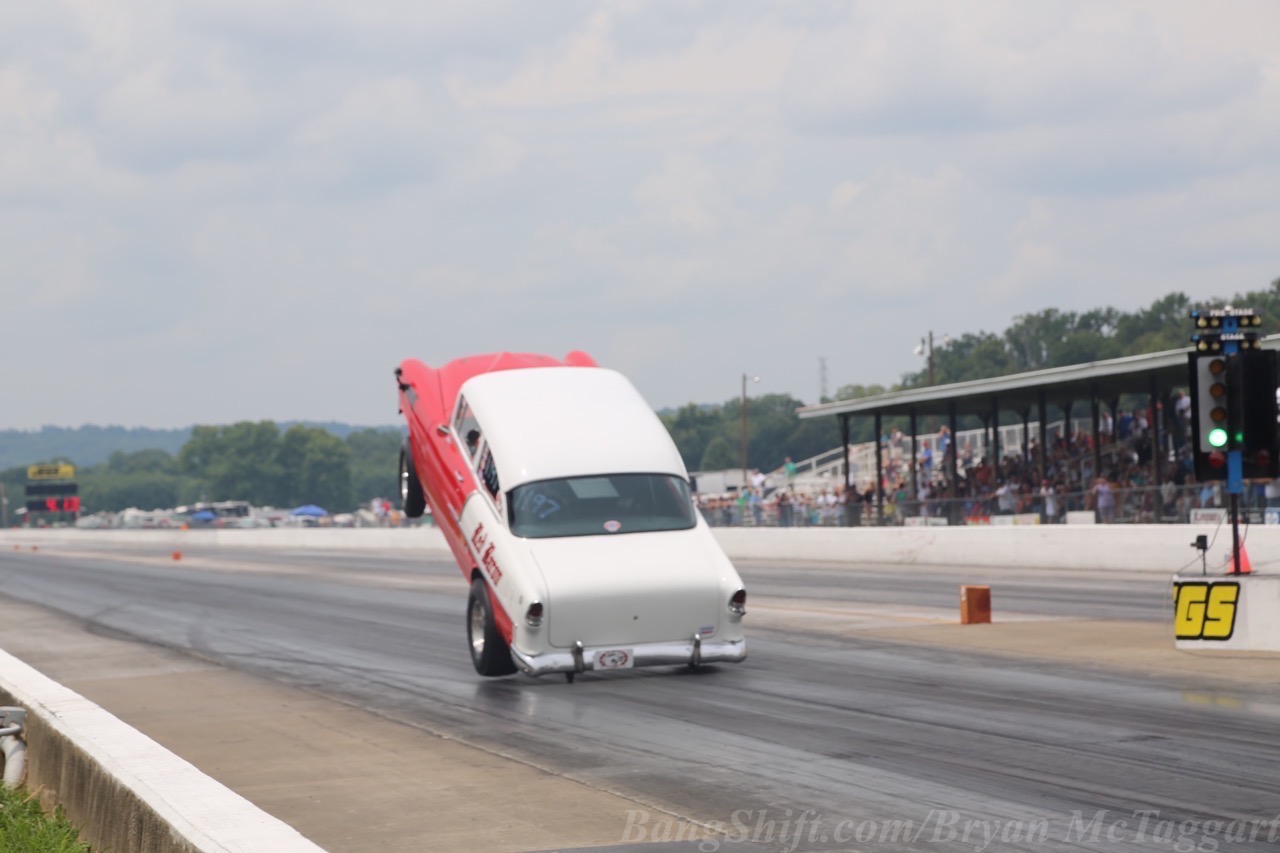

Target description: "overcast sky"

left=3, top=1, right=1279, bottom=429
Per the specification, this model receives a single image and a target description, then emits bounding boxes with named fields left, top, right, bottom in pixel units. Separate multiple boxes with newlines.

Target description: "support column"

left=948, top=402, right=959, bottom=499
left=1037, top=389, right=1048, bottom=484
left=909, top=407, right=919, bottom=503
left=1090, top=385, right=1102, bottom=481
left=840, top=414, right=851, bottom=490
left=981, top=414, right=991, bottom=464
left=1149, top=373, right=1162, bottom=487
left=874, top=411, right=884, bottom=526
left=991, top=395, right=1001, bottom=473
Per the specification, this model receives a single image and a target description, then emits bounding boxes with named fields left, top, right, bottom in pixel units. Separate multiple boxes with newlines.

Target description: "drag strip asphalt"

left=1, top=543, right=1278, bottom=852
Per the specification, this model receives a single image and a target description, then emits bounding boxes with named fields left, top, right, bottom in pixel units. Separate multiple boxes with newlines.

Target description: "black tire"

left=400, top=441, right=426, bottom=518
left=467, top=578, right=517, bottom=676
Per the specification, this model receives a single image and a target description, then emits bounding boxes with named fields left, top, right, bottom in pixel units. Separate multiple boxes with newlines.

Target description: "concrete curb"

left=0, top=648, right=326, bottom=853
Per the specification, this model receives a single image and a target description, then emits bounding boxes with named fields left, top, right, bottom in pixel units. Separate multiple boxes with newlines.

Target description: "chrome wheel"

left=399, top=442, right=426, bottom=518
left=470, top=595, right=486, bottom=658
left=399, top=451, right=410, bottom=504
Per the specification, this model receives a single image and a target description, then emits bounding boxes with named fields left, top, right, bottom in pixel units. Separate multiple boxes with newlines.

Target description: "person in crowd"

left=994, top=480, right=1017, bottom=515
left=918, top=478, right=933, bottom=518
left=846, top=485, right=862, bottom=526
left=776, top=488, right=794, bottom=527
left=1039, top=479, right=1057, bottom=523
left=1093, top=476, right=1116, bottom=523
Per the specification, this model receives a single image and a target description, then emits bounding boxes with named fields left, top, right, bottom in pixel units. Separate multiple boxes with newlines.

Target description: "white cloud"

left=1, top=1, right=1279, bottom=428
left=780, top=1, right=1261, bottom=137
left=449, top=6, right=799, bottom=108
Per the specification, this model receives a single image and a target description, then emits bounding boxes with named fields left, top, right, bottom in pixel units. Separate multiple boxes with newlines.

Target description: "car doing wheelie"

left=395, top=352, right=747, bottom=680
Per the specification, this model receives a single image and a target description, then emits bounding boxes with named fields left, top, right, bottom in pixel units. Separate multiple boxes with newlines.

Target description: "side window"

left=478, top=446, right=501, bottom=500
left=453, top=399, right=482, bottom=460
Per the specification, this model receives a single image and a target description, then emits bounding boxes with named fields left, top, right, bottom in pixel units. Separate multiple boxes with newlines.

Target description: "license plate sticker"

left=594, top=649, right=634, bottom=669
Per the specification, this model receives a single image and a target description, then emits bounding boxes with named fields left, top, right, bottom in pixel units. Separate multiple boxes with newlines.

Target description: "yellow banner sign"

left=1174, top=581, right=1239, bottom=641
left=27, top=464, right=76, bottom=481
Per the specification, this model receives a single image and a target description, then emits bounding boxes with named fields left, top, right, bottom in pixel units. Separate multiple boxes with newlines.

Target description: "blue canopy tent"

left=190, top=510, right=217, bottom=522
left=291, top=504, right=328, bottom=517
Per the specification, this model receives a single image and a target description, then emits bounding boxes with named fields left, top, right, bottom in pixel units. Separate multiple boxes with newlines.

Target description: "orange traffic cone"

left=1239, top=544, right=1253, bottom=575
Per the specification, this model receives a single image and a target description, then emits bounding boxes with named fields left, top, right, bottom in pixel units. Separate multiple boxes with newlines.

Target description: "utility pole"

left=916, top=332, right=948, bottom=386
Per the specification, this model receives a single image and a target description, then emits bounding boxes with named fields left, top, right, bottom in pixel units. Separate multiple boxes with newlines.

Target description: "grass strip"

left=0, top=785, right=88, bottom=853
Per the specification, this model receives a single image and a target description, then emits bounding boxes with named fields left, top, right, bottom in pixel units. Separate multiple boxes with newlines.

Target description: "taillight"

left=728, top=589, right=747, bottom=616
left=526, top=601, right=544, bottom=628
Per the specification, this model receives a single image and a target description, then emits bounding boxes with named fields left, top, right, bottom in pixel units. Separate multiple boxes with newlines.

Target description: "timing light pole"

left=741, top=373, right=759, bottom=489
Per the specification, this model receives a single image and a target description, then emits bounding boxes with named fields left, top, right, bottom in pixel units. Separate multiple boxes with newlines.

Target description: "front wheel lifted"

left=467, top=578, right=516, bottom=677
left=399, top=441, right=426, bottom=518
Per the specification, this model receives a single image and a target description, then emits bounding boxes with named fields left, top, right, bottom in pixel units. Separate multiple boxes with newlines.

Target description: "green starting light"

left=1208, top=428, right=1229, bottom=448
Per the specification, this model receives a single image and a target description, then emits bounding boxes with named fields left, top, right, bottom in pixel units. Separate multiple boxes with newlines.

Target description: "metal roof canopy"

left=798, top=335, right=1280, bottom=421
left=795, top=334, right=1280, bottom=521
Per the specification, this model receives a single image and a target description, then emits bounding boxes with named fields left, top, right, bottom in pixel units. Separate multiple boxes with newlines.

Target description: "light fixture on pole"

left=741, top=373, right=760, bottom=488
left=914, top=332, right=951, bottom=386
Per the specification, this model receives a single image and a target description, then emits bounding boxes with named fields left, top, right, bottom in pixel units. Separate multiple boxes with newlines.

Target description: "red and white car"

left=395, top=352, right=747, bottom=680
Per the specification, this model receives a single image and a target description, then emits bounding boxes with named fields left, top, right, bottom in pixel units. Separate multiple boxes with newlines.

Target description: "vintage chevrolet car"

left=395, top=352, right=747, bottom=680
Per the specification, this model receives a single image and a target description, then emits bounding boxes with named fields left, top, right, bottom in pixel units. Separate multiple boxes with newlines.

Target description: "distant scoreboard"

left=24, top=465, right=78, bottom=520
left=28, top=464, right=76, bottom=481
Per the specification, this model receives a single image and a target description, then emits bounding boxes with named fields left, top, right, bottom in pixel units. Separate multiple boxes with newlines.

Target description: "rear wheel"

left=400, top=441, right=426, bottom=518
left=468, top=578, right=517, bottom=676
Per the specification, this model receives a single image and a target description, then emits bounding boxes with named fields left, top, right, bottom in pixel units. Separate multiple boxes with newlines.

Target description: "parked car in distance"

left=396, top=351, right=747, bottom=680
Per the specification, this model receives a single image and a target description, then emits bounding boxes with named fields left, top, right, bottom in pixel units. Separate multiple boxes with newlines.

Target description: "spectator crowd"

left=697, top=392, right=1274, bottom=526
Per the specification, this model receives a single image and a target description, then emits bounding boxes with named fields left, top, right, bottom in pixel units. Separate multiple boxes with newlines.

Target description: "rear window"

left=509, top=474, right=696, bottom=539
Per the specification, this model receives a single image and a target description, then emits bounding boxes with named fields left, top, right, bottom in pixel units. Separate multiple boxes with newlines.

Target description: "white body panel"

left=455, top=366, right=747, bottom=675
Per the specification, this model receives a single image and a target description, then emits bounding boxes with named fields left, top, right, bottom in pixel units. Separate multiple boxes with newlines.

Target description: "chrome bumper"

left=510, top=637, right=746, bottom=677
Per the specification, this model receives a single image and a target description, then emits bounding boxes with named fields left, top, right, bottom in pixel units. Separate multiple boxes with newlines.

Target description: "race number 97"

left=1173, top=582, right=1239, bottom=641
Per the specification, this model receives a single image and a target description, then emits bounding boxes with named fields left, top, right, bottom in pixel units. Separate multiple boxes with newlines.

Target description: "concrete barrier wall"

left=0, top=649, right=325, bottom=853
left=0, top=526, right=455, bottom=556
left=710, top=525, right=1280, bottom=574
left=2, top=524, right=1275, bottom=573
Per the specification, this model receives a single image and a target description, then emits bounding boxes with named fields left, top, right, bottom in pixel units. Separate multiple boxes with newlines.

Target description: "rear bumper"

left=510, top=637, right=746, bottom=676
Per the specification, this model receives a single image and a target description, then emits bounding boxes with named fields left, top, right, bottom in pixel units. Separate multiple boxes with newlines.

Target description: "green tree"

left=661, top=403, right=724, bottom=473
left=80, top=470, right=182, bottom=512
left=295, top=431, right=352, bottom=511
left=346, top=428, right=403, bottom=505
left=179, top=421, right=284, bottom=504
left=75, top=449, right=191, bottom=511
left=274, top=424, right=355, bottom=509
left=107, top=448, right=178, bottom=476
left=698, top=435, right=737, bottom=470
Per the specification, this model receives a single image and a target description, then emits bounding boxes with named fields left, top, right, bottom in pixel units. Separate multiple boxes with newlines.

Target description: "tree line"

left=667, top=280, right=1280, bottom=472
left=3, top=278, right=1276, bottom=516
left=0, top=424, right=403, bottom=516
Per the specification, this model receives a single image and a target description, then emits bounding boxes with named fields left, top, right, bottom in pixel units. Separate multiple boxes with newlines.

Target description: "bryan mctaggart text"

left=620, top=808, right=1280, bottom=852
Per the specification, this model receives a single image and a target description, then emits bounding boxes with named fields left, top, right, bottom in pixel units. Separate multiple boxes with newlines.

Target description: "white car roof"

left=460, top=367, right=688, bottom=490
